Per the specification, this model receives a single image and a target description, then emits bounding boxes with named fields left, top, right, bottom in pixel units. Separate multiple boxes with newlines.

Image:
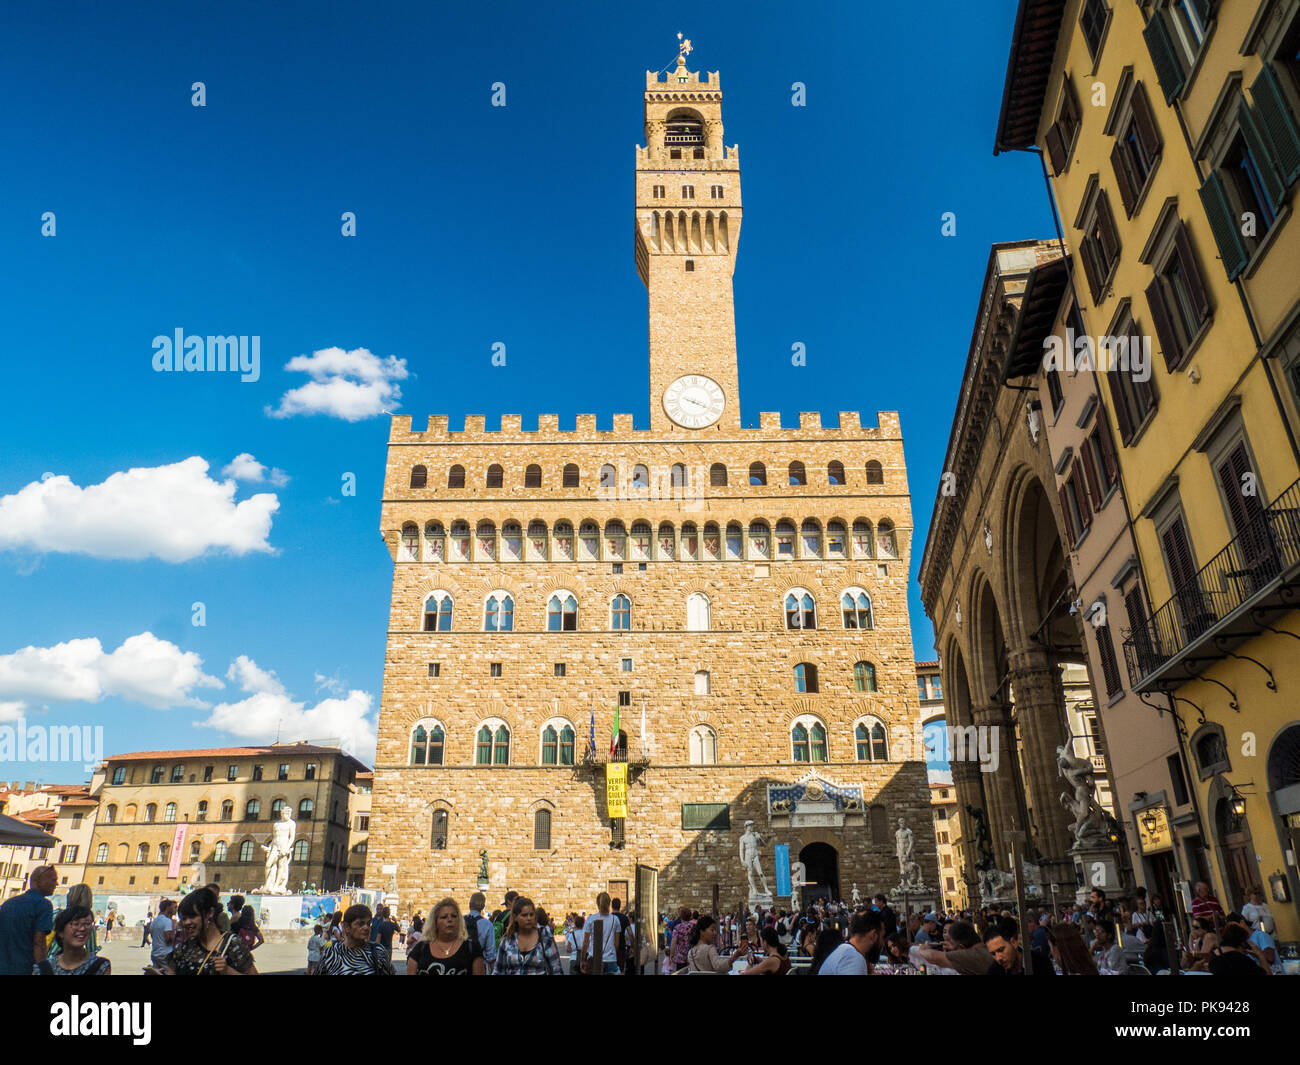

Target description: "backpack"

left=492, top=911, right=509, bottom=942
left=465, top=914, right=483, bottom=954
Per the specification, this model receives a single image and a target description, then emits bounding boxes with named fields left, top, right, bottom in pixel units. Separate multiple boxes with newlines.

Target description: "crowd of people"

left=0, top=863, right=1286, bottom=976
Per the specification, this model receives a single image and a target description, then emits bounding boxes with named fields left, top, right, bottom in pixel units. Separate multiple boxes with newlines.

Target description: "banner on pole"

left=774, top=843, right=791, bottom=897
left=167, top=823, right=187, bottom=879
left=606, top=762, right=628, bottom=819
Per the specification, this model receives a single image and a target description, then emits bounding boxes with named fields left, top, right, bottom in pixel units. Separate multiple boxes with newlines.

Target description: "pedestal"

left=1071, top=842, right=1124, bottom=906
left=888, top=884, right=938, bottom=918
left=748, top=892, right=774, bottom=910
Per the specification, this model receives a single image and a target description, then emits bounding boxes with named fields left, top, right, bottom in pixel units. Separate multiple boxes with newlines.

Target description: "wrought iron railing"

left=1124, top=477, right=1300, bottom=685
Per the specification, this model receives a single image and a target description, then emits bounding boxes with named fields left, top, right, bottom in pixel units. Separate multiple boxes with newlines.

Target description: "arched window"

left=423, top=591, right=453, bottom=632
left=524, top=464, right=542, bottom=488
left=856, top=719, right=889, bottom=761
left=690, top=725, right=718, bottom=765
left=542, top=725, right=558, bottom=765
left=245, top=798, right=261, bottom=820
left=476, top=520, right=497, bottom=561
left=124, top=804, right=137, bottom=822
left=485, top=592, right=515, bottom=632
left=411, top=721, right=445, bottom=765
left=553, top=520, right=574, bottom=562
left=164, top=802, right=177, bottom=823
left=800, top=519, right=822, bottom=558
left=710, top=462, right=728, bottom=486
left=410, top=465, right=427, bottom=489
left=599, top=464, right=617, bottom=490
left=560, top=725, right=575, bottom=765
left=145, top=803, right=157, bottom=822
left=828, top=461, right=845, bottom=486
left=775, top=519, right=796, bottom=558
left=401, top=522, right=419, bottom=562
left=271, top=798, right=286, bottom=820
left=794, top=663, right=819, bottom=693
left=477, top=721, right=510, bottom=764
left=1193, top=725, right=1230, bottom=776
left=749, top=462, right=767, bottom=486
left=657, top=521, right=676, bottom=560
left=851, top=519, right=874, bottom=558
left=842, top=589, right=874, bottom=629
left=547, top=593, right=578, bottom=631
left=670, top=463, right=687, bottom=488
left=789, top=461, right=806, bottom=486
left=431, top=809, right=449, bottom=850
left=486, top=464, right=504, bottom=488
left=106, top=804, right=117, bottom=824
left=137, top=843, right=149, bottom=864
left=866, top=461, right=884, bottom=485
left=702, top=522, right=721, bottom=560
left=680, top=522, right=699, bottom=561
left=791, top=717, right=828, bottom=763
left=563, top=463, right=580, bottom=487
left=158, top=842, right=169, bottom=865
left=725, top=522, right=743, bottom=560
left=785, top=589, right=816, bottom=630
left=96, top=843, right=108, bottom=864
left=686, top=592, right=711, bottom=631
left=214, top=840, right=227, bottom=862
left=424, top=521, right=445, bottom=562
left=604, top=520, right=627, bottom=561
left=747, top=520, right=771, bottom=560
left=527, top=520, right=548, bottom=562
left=611, top=594, right=631, bottom=630
left=501, top=521, right=522, bottom=562
left=630, top=521, right=652, bottom=562
left=298, top=798, right=314, bottom=820
left=534, top=808, right=552, bottom=849
left=695, top=670, right=711, bottom=694
left=448, top=465, right=465, bottom=488
left=826, top=520, right=847, bottom=558
left=220, top=800, right=233, bottom=821
left=877, top=519, right=897, bottom=558
left=631, top=464, right=649, bottom=489
left=449, top=521, right=471, bottom=561
left=239, top=840, right=254, bottom=863
left=190, top=840, right=201, bottom=860
left=293, top=839, right=310, bottom=862
left=854, top=661, right=878, bottom=693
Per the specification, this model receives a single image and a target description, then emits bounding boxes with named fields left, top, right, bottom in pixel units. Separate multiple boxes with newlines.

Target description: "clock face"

left=663, top=374, right=725, bottom=428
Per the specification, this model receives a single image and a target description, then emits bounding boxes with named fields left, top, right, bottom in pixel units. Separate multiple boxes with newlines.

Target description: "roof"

left=915, top=660, right=940, bottom=670
left=993, top=0, right=1068, bottom=154
left=1003, top=255, right=1070, bottom=380
left=58, top=798, right=99, bottom=808
left=21, top=809, right=57, bottom=825
left=105, top=743, right=371, bottom=774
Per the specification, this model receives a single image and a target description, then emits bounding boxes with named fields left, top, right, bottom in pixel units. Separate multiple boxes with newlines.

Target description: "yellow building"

left=995, top=0, right=1300, bottom=936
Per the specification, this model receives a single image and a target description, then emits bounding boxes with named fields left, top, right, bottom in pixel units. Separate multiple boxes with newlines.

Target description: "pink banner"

left=167, top=823, right=187, bottom=879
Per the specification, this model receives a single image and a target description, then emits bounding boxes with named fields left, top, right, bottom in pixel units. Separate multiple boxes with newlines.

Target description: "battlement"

left=389, top=410, right=901, bottom=444
left=635, top=144, right=739, bottom=167
left=646, top=68, right=720, bottom=91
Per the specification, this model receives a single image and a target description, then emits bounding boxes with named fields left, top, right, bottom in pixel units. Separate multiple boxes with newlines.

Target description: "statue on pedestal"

left=894, top=818, right=927, bottom=891
left=1057, top=746, right=1108, bottom=847
left=257, top=807, right=297, bottom=895
left=965, top=804, right=995, bottom=870
left=851, top=884, right=861, bottom=907
left=739, top=821, right=770, bottom=900
left=789, top=857, right=806, bottom=912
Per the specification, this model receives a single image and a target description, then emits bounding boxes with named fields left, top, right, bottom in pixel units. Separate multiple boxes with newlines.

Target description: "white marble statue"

left=895, top=818, right=915, bottom=878
left=851, top=884, right=861, bottom=907
left=739, top=821, right=770, bottom=899
left=258, top=807, right=297, bottom=895
left=1057, top=745, right=1108, bottom=846
left=789, top=858, right=806, bottom=911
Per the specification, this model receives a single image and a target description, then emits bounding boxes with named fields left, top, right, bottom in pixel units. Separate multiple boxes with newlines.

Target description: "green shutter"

left=1197, top=171, right=1250, bottom=281
left=1251, top=65, right=1300, bottom=187
left=1143, top=16, right=1185, bottom=104
left=1239, top=100, right=1287, bottom=211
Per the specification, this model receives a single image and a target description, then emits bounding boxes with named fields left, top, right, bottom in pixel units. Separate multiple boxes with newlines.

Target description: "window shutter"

left=1197, top=171, right=1250, bottom=282
left=1082, top=446, right=1103, bottom=508
left=1045, top=123, right=1067, bottom=175
left=1187, top=0, right=1216, bottom=24
left=1173, top=224, right=1211, bottom=326
left=1251, top=66, right=1300, bottom=186
left=1111, top=140, right=1138, bottom=216
left=1080, top=236, right=1104, bottom=303
left=1059, top=485, right=1076, bottom=543
left=1096, top=421, right=1119, bottom=486
left=1108, top=370, right=1136, bottom=444
left=1163, top=517, right=1198, bottom=592
left=1238, top=99, right=1287, bottom=211
left=1098, top=193, right=1122, bottom=267
left=1143, top=15, right=1186, bottom=104
left=1146, top=275, right=1182, bottom=370
left=1073, top=469, right=1093, bottom=527
left=1132, top=82, right=1163, bottom=161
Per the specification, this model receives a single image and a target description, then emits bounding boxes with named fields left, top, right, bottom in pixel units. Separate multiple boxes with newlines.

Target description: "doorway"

left=607, top=880, right=628, bottom=909
left=798, top=842, right=839, bottom=905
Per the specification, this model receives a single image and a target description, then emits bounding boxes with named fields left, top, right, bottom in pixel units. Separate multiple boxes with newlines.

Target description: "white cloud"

left=266, top=346, right=408, bottom=422
left=221, top=453, right=289, bottom=487
left=0, top=457, right=279, bottom=562
left=0, top=701, right=25, bottom=722
left=314, top=671, right=344, bottom=696
left=200, top=655, right=376, bottom=761
left=0, top=633, right=224, bottom=710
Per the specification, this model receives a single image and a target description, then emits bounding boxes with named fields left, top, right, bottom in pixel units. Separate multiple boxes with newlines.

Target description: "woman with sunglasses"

left=162, top=887, right=257, bottom=975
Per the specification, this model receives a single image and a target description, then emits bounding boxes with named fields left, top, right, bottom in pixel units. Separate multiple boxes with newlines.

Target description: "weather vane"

left=677, top=32, right=693, bottom=59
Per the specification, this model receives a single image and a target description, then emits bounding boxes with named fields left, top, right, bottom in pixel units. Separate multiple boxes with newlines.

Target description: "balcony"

left=1124, top=478, right=1300, bottom=690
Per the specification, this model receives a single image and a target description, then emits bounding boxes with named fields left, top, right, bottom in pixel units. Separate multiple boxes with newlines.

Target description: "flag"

left=589, top=713, right=596, bottom=753
left=610, top=705, right=621, bottom=757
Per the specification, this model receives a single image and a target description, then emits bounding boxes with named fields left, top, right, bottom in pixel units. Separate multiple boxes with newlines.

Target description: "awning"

left=1003, top=255, right=1070, bottom=381
left=0, top=813, right=60, bottom=848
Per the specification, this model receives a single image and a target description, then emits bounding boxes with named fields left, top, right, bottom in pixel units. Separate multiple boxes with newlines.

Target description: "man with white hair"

left=0, top=865, right=57, bottom=974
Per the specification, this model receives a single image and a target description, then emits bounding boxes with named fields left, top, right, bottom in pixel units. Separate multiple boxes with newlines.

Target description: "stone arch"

left=1002, top=466, right=1072, bottom=652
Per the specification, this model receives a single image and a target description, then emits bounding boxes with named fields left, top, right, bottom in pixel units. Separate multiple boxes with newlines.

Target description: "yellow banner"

left=606, top=762, right=628, bottom=819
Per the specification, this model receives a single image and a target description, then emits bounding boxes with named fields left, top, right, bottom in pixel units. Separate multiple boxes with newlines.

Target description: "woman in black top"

left=1208, top=924, right=1267, bottom=976
left=164, top=887, right=257, bottom=976
left=407, top=897, right=486, bottom=975
left=36, top=907, right=110, bottom=976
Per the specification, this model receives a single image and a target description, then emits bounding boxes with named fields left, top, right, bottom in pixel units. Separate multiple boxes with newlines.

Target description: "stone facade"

left=366, top=54, right=932, bottom=917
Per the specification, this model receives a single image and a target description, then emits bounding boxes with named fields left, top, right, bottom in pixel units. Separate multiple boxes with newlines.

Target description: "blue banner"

left=774, top=843, right=790, bottom=897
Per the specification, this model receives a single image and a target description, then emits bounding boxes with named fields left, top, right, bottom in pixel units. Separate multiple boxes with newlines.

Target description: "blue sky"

left=0, top=0, right=1052, bottom=783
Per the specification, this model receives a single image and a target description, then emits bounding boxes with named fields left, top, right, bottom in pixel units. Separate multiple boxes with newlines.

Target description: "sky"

left=0, top=0, right=1053, bottom=784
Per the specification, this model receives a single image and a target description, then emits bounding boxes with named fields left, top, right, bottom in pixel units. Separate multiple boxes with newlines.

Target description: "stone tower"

left=636, top=53, right=743, bottom=433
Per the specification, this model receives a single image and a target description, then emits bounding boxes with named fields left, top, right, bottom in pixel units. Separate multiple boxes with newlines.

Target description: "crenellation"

left=463, top=415, right=486, bottom=433
left=799, top=411, right=821, bottom=430
left=500, top=414, right=522, bottom=433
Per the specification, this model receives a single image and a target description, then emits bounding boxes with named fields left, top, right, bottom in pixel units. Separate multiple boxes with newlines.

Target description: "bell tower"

left=635, top=40, right=743, bottom=433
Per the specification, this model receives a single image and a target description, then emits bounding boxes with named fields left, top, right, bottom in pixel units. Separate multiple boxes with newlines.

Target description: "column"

left=1007, top=647, right=1074, bottom=870
left=970, top=704, right=1023, bottom=869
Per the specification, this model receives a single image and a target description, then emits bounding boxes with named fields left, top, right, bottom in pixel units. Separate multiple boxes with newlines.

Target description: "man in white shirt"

left=817, top=911, right=884, bottom=975
left=148, top=899, right=177, bottom=969
left=1241, top=887, right=1275, bottom=935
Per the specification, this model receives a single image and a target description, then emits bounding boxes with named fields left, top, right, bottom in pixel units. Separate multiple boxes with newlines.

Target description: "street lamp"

left=1140, top=808, right=1159, bottom=836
